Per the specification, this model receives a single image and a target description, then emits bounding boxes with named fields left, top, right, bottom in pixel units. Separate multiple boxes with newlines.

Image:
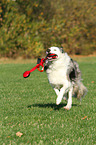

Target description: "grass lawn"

left=0, top=57, right=96, bottom=145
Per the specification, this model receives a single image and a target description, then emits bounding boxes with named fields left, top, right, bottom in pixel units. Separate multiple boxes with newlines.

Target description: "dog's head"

left=46, top=47, right=64, bottom=61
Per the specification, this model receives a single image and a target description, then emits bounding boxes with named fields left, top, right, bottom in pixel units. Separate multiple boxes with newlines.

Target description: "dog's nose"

left=47, top=48, right=51, bottom=53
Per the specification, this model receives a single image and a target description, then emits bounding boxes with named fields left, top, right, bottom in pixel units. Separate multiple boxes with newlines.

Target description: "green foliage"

left=0, top=0, right=96, bottom=57
left=0, top=0, right=45, bottom=58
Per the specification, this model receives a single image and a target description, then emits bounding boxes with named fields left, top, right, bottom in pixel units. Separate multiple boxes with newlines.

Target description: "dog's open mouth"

left=47, top=53, right=58, bottom=60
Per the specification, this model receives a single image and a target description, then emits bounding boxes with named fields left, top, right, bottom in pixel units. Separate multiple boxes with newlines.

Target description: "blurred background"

left=0, top=0, right=96, bottom=58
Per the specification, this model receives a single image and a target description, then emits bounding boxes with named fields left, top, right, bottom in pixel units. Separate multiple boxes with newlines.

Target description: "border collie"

left=44, top=47, right=87, bottom=110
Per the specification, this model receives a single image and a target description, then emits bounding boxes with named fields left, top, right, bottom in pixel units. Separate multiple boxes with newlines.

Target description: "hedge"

left=0, top=0, right=96, bottom=58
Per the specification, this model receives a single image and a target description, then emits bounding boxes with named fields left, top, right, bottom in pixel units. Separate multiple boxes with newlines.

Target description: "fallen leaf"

left=16, top=132, right=23, bottom=137
left=82, top=116, right=87, bottom=120
left=91, top=81, right=94, bottom=83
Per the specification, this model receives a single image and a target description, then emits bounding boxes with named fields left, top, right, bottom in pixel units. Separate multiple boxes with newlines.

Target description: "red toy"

left=23, top=54, right=57, bottom=78
left=23, top=58, right=45, bottom=78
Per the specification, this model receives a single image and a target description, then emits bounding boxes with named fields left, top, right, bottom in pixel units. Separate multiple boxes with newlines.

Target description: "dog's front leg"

left=64, top=87, right=73, bottom=110
left=54, top=88, right=59, bottom=96
left=56, top=87, right=65, bottom=105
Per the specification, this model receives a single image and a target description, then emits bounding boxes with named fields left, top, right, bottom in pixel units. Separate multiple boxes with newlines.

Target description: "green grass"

left=0, top=57, right=96, bottom=145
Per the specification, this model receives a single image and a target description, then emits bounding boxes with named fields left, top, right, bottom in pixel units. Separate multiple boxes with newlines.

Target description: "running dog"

left=44, top=46, right=87, bottom=110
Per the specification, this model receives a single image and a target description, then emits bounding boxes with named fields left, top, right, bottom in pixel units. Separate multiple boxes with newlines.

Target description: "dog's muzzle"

left=46, top=53, right=58, bottom=60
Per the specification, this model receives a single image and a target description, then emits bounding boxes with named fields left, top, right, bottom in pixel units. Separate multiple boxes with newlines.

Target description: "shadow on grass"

left=27, top=103, right=78, bottom=110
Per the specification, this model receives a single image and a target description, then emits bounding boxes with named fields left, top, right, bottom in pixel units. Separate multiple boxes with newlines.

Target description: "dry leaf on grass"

left=82, top=116, right=87, bottom=120
left=16, top=132, right=23, bottom=137
left=7, top=136, right=11, bottom=138
left=91, top=81, right=94, bottom=83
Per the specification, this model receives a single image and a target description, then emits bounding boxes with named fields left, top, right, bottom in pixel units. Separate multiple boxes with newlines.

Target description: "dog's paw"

left=64, top=105, right=71, bottom=110
left=56, top=98, right=62, bottom=105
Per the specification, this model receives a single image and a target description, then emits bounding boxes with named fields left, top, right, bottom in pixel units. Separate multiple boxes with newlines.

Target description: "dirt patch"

left=0, top=57, right=37, bottom=64
left=0, top=53, right=96, bottom=64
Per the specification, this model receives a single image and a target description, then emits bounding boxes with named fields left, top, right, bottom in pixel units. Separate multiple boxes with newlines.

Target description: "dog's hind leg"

left=64, top=87, right=73, bottom=110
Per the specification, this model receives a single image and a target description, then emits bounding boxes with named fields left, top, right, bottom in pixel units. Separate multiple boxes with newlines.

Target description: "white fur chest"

left=46, top=53, right=70, bottom=88
left=47, top=67, right=66, bottom=86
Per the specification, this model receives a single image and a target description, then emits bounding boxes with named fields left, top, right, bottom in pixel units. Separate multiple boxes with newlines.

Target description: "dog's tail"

left=73, top=82, right=88, bottom=100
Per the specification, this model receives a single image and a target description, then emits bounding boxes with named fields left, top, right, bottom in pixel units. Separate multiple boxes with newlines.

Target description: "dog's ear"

left=60, top=48, right=64, bottom=53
